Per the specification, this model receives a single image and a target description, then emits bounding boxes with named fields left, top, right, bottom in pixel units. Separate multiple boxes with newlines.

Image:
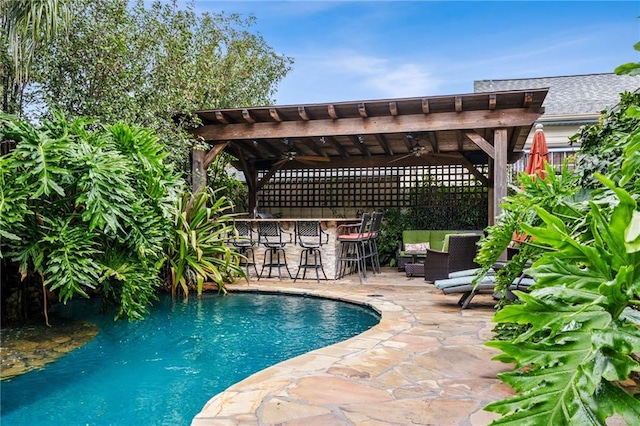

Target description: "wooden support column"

left=492, top=128, right=508, bottom=225
left=487, top=159, right=494, bottom=226
left=191, top=148, right=207, bottom=194
left=245, top=169, right=258, bottom=215
left=236, top=153, right=258, bottom=215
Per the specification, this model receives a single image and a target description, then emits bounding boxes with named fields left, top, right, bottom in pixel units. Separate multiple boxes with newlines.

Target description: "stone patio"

left=193, top=268, right=513, bottom=425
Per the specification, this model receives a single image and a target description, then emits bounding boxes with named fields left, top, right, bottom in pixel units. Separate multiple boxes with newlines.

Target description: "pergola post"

left=191, top=148, right=207, bottom=194
left=492, top=128, right=508, bottom=225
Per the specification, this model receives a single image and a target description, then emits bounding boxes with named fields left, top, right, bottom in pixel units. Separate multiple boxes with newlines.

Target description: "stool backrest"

left=369, top=212, right=383, bottom=235
left=295, top=221, right=327, bottom=247
left=258, top=221, right=287, bottom=246
left=230, top=221, right=253, bottom=246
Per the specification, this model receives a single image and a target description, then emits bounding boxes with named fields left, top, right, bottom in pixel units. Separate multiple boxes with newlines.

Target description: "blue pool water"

left=1, top=292, right=379, bottom=425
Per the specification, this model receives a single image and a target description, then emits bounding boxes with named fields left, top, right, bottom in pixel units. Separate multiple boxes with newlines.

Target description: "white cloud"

left=273, top=49, right=443, bottom=104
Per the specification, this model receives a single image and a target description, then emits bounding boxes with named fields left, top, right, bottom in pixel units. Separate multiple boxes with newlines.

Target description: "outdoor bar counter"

left=234, top=218, right=361, bottom=280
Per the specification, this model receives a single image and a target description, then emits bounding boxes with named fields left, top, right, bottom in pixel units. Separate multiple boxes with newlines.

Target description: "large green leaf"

left=487, top=290, right=640, bottom=424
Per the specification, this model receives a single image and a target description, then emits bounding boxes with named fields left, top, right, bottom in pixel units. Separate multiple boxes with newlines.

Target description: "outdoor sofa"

left=397, top=229, right=482, bottom=273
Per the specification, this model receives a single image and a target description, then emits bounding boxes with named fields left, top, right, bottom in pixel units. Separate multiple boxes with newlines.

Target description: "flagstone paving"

left=193, top=269, right=514, bottom=425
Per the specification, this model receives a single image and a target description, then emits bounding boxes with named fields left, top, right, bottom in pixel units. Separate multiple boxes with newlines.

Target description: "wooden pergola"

left=189, top=88, right=547, bottom=224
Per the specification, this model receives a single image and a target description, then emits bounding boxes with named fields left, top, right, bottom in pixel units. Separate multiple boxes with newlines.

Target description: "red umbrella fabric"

left=513, top=124, right=550, bottom=245
left=524, top=123, right=549, bottom=178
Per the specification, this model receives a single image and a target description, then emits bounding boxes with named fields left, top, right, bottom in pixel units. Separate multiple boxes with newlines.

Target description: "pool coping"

left=192, top=271, right=512, bottom=425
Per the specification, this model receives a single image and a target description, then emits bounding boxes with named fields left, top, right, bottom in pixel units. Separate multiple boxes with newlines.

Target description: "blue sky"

left=187, top=1, right=640, bottom=105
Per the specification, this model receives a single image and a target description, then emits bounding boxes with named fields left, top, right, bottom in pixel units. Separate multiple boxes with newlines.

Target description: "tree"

left=1, top=0, right=71, bottom=114
left=31, top=0, right=293, bottom=169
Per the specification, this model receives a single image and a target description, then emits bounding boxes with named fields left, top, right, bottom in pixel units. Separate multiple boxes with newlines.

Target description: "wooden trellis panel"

left=258, top=165, right=488, bottom=210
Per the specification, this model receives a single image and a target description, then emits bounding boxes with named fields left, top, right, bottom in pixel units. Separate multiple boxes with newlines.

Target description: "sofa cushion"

left=401, top=230, right=481, bottom=254
left=428, top=230, right=453, bottom=250
left=402, top=230, right=433, bottom=246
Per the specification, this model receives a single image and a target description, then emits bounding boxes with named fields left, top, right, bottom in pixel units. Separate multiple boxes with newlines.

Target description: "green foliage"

left=167, top=188, right=245, bottom=297
left=1, top=112, right=183, bottom=320
left=1, top=0, right=71, bottom=114
left=483, top=101, right=640, bottom=424
left=30, top=0, right=293, bottom=168
left=474, top=162, right=586, bottom=300
left=207, top=153, right=248, bottom=210
left=570, top=91, right=640, bottom=189
left=376, top=208, right=408, bottom=267
left=614, top=41, right=640, bottom=76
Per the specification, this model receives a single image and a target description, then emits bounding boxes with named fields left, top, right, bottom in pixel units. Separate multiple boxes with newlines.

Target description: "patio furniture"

left=335, top=213, right=371, bottom=283
left=423, top=234, right=482, bottom=282
left=405, top=258, right=425, bottom=277
left=435, top=268, right=536, bottom=309
left=397, top=230, right=481, bottom=271
left=229, top=221, right=258, bottom=278
left=257, top=221, right=293, bottom=280
left=363, top=212, right=384, bottom=274
left=294, top=220, right=330, bottom=282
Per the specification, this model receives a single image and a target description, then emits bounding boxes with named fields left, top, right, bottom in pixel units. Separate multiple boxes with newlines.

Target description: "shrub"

left=0, top=112, right=183, bottom=322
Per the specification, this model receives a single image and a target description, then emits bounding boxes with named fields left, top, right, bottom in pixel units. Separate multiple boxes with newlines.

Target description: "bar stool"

left=294, top=220, right=329, bottom=282
left=334, top=213, right=371, bottom=283
left=363, top=212, right=384, bottom=274
left=257, top=221, right=293, bottom=280
left=229, top=221, right=258, bottom=278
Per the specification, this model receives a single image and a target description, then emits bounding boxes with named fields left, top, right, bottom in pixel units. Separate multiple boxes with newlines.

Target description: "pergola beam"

left=195, top=108, right=543, bottom=141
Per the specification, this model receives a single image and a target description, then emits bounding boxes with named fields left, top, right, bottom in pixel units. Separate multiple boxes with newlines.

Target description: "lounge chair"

left=434, top=268, right=535, bottom=309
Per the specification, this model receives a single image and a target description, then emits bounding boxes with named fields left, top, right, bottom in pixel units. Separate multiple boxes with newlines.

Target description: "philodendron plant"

left=485, top=111, right=640, bottom=424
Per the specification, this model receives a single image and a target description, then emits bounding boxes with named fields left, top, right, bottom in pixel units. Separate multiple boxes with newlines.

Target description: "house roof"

left=474, top=73, right=639, bottom=116
left=190, top=89, right=547, bottom=172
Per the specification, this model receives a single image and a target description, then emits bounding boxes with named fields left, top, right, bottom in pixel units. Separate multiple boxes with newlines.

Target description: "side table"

left=405, top=262, right=425, bottom=277
left=404, top=250, right=425, bottom=277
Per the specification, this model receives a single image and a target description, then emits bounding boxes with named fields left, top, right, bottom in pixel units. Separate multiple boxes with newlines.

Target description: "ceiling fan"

left=389, top=144, right=429, bottom=163
left=274, top=149, right=330, bottom=167
left=272, top=138, right=331, bottom=167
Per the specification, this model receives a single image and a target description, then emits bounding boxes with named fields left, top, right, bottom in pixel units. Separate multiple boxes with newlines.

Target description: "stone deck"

left=192, top=268, right=514, bottom=425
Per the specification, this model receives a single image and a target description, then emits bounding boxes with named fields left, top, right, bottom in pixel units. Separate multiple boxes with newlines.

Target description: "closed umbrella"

left=524, top=123, right=549, bottom=178
left=513, top=123, right=549, bottom=244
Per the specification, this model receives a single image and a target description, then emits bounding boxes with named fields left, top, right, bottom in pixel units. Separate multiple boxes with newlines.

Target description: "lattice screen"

left=258, top=165, right=488, bottom=210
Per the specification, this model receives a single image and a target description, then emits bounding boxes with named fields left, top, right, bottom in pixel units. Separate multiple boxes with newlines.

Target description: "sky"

left=184, top=1, right=640, bottom=105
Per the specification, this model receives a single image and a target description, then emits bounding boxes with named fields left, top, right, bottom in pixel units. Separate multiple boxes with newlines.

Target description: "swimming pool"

left=0, top=292, right=380, bottom=425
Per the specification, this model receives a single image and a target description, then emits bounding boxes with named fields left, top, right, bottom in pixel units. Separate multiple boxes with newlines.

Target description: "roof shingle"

left=474, top=73, right=639, bottom=116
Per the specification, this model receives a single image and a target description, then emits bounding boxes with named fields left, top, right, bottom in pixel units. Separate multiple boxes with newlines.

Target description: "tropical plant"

left=1, top=0, right=71, bottom=114
left=166, top=187, right=245, bottom=298
left=0, top=112, right=183, bottom=322
left=482, top=102, right=640, bottom=423
left=474, top=162, right=585, bottom=302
